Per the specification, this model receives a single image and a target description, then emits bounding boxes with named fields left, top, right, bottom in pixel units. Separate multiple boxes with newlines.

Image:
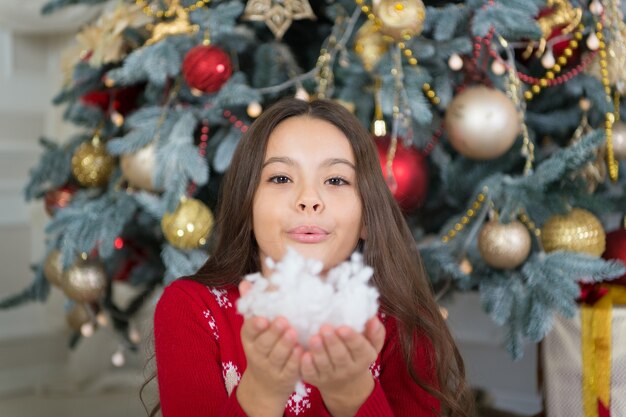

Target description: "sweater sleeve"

left=353, top=317, right=440, bottom=417
left=154, top=281, right=248, bottom=417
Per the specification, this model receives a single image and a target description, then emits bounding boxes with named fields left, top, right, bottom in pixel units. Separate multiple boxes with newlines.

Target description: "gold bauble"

left=161, top=198, right=214, bottom=249
left=372, top=0, right=426, bottom=41
left=60, top=258, right=108, bottom=303
left=478, top=220, right=532, bottom=269
left=72, top=138, right=115, bottom=187
left=445, top=86, right=520, bottom=160
left=541, top=208, right=606, bottom=256
left=120, top=143, right=162, bottom=192
left=612, top=121, right=626, bottom=160
left=66, top=304, right=92, bottom=332
left=354, top=20, right=388, bottom=71
left=43, top=250, right=63, bottom=287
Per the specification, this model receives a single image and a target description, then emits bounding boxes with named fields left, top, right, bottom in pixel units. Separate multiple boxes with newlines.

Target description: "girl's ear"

left=360, top=223, right=367, bottom=240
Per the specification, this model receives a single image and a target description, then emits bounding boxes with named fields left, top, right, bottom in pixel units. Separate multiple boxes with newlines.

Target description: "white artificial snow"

left=236, top=247, right=380, bottom=346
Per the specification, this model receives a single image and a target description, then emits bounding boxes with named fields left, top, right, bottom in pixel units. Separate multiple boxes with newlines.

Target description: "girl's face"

left=252, top=116, right=365, bottom=276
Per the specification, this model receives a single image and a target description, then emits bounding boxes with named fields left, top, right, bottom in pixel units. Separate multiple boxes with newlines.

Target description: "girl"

left=150, top=98, right=474, bottom=417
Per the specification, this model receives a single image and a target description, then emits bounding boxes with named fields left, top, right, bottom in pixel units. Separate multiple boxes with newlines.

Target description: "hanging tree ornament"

left=375, top=135, right=428, bottom=212
left=182, top=44, right=233, bottom=95
left=445, top=86, right=520, bottom=160
left=612, top=121, right=626, bottom=160
left=145, top=0, right=199, bottom=46
left=71, top=131, right=115, bottom=187
left=372, top=0, right=426, bottom=42
left=66, top=303, right=93, bottom=333
left=541, top=208, right=606, bottom=256
left=478, top=219, right=532, bottom=269
left=521, top=0, right=582, bottom=59
left=161, top=197, right=214, bottom=249
left=120, top=143, right=163, bottom=192
left=60, top=256, right=108, bottom=303
left=354, top=20, right=388, bottom=72
left=242, top=0, right=317, bottom=40
left=44, top=185, right=77, bottom=216
left=43, top=250, right=64, bottom=287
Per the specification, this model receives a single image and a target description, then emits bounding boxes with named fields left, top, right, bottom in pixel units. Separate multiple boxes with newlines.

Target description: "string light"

left=441, top=187, right=489, bottom=243
left=136, top=0, right=210, bottom=19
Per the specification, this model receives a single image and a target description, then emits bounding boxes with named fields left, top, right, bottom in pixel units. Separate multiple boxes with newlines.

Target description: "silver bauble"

left=445, top=87, right=520, bottom=160
left=120, top=143, right=162, bottom=192
left=60, top=258, right=107, bottom=303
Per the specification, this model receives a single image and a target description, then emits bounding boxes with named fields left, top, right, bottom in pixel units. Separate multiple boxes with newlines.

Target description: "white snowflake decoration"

left=236, top=247, right=379, bottom=346
left=202, top=309, right=219, bottom=340
left=286, top=382, right=312, bottom=415
left=211, top=288, right=232, bottom=309
left=222, top=361, right=241, bottom=396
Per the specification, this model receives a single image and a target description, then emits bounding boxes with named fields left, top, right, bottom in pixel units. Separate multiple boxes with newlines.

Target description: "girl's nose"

left=298, top=200, right=322, bottom=212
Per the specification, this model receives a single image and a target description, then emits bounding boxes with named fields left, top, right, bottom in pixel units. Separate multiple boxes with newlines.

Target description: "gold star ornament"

left=242, top=0, right=316, bottom=40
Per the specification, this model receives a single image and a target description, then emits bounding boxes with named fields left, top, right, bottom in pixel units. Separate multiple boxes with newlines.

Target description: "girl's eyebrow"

left=262, top=156, right=355, bottom=170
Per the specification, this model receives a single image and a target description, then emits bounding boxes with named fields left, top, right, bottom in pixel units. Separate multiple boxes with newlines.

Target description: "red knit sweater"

left=154, top=278, right=440, bottom=417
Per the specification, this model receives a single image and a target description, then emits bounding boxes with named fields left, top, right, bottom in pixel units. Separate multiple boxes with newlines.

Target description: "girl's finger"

left=300, top=351, right=318, bottom=382
left=284, top=345, right=303, bottom=375
left=268, top=328, right=298, bottom=368
left=241, top=316, right=269, bottom=342
left=238, top=280, right=253, bottom=297
left=309, top=334, right=333, bottom=375
left=364, top=317, right=386, bottom=354
left=254, top=317, right=289, bottom=355
left=337, top=326, right=374, bottom=363
left=319, top=326, right=351, bottom=370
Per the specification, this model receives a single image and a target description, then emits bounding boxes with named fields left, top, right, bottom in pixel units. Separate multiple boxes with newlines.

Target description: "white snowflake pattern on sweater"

left=202, top=309, right=219, bottom=340
left=211, top=288, right=232, bottom=309
left=369, top=361, right=381, bottom=379
left=286, top=384, right=312, bottom=415
left=222, top=361, right=241, bottom=396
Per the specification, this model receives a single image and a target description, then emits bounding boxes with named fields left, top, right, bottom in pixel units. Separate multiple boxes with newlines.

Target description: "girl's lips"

left=287, top=232, right=330, bottom=243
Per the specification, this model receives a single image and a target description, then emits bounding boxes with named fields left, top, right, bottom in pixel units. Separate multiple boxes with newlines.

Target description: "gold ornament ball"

left=60, top=258, right=108, bottom=303
left=161, top=198, right=214, bottom=249
left=43, top=250, right=63, bottom=287
left=354, top=20, right=389, bottom=71
left=66, top=303, right=92, bottom=332
left=445, top=86, right=520, bottom=160
left=72, top=139, right=115, bottom=187
left=612, top=121, right=626, bottom=160
left=120, top=143, right=162, bottom=192
left=541, top=208, right=606, bottom=256
left=372, top=0, right=426, bottom=42
left=478, top=220, right=532, bottom=269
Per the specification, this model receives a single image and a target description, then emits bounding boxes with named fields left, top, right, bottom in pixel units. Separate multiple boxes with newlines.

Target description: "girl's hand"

left=300, top=316, right=386, bottom=417
left=236, top=282, right=303, bottom=417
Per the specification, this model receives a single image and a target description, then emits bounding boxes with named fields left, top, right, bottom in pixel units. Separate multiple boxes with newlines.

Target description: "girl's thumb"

left=238, top=280, right=253, bottom=297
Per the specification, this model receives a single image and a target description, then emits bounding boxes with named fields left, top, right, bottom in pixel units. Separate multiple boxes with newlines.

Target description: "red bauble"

left=44, top=185, right=77, bottom=216
left=602, top=228, right=626, bottom=286
left=182, top=45, right=232, bottom=94
left=375, top=136, right=428, bottom=212
left=81, top=91, right=110, bottom=111
left=80, top=85, right=142, bottom=115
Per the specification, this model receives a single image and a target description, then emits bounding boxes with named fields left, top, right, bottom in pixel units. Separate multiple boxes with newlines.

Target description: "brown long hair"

left=143, top=98, right=474, bottom=416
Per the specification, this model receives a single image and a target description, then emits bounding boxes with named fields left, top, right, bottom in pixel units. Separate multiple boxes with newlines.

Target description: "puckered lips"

left=287, top=225, right=330, bottom=243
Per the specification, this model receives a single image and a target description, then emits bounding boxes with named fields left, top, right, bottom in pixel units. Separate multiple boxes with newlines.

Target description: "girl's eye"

left=326, top=177, right=349, bottom=186
left=269, top=175, right=291, bottom=184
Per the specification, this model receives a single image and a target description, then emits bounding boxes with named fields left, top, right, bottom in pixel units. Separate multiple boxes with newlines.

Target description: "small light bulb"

left=129, top=328, right=142, bottom=344
left=587, top=33, right=600, bottom=51
left=589, top=0, right=603, bottom=15
left=541, top=49, right=555, bottom=69
left=80, top=322, right=95, bottom=337
left=96, top=312, right=108, bottom=327
left=448, top=53, right=463, bottom=71
left=111, top=111, right=124, bottom=127
left=439, top=307, right=449, bottom=320
left=246, top=102, right=262, bottom=118
left=491, top=60, right=506, bottom=75
left=294, top=88, right=310, bottom=102
left=111, top=350, right=125, bottom=367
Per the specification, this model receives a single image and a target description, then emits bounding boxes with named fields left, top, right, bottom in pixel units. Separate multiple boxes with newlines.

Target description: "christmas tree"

left=3, top=0, right=626, bottom=364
